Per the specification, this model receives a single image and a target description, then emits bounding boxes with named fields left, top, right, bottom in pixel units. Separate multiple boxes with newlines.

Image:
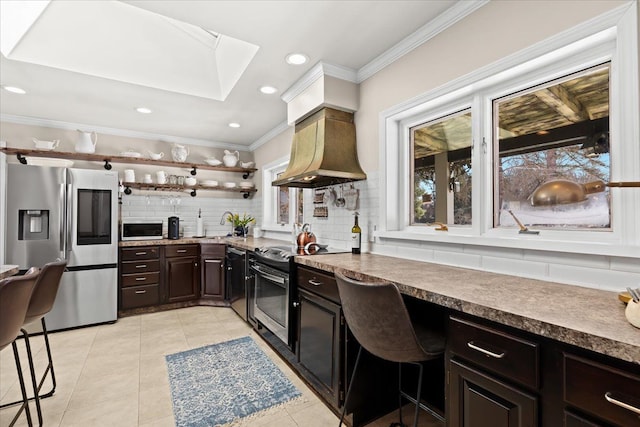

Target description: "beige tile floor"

left=0, top=306, right=440, bottom=427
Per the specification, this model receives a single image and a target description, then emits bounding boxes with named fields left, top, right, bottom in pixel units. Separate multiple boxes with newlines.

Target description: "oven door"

left=250, top=261, right=289, bottom=345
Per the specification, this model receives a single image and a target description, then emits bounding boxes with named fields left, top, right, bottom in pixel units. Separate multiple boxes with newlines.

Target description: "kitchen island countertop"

left=295, top=253, right=640, bottom=364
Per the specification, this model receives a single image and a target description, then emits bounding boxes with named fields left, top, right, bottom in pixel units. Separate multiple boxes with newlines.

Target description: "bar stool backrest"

left=335, top=271, right=435, bottom=363
left=0, top=270, right=40, bottom=351
left=23, top=260, right=67, bottom=325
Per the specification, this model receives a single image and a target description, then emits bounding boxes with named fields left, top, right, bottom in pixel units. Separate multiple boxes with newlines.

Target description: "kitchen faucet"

left=220, top=211, right=234, bottom=236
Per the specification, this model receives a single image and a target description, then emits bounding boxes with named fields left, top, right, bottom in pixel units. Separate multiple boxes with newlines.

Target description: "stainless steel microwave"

left=121, top=220, right=163, bottom=241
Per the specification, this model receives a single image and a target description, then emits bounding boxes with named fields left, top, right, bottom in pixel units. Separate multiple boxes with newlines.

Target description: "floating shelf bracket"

left=190, top=189, right=197, bottom=197
left=104, top=160, right=112, bottom=170
left=242, top=172, right=253, bottom=179
left=17, top=153, right=27, bottom=165
left=190, top=167, right=197, bottom=176
left=124, top=187, right=132, bottom=195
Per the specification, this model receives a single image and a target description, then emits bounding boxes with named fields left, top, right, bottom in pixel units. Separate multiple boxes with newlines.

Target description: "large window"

left=380, top=5, right=639, bottom=256
left=494, top=64, right=611, bottom=230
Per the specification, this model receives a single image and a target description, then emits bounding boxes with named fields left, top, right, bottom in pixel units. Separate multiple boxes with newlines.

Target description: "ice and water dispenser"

left=18, top=209, right=49, bottom=240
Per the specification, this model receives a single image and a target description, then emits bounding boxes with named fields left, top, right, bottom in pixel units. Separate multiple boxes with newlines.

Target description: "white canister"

left=143, top=174, right=153, bottom=184
left=123, top=169, right=135, bottom=183
left=156, top=171, right=167, bottom=184
left=253, top=227, right=263, bottom=238
left=626, top=300, right=640, bottom=328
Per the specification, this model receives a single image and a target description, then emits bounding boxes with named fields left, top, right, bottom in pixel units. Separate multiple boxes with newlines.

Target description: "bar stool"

left=0, top=269, right=40, bottom=427
left=335, top=271, right=446, bottom=427
left=0, top=260, right=67, bottom=427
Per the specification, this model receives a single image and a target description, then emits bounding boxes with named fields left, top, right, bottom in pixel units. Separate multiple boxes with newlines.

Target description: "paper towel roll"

left=196, top=218, right=204, bottom=237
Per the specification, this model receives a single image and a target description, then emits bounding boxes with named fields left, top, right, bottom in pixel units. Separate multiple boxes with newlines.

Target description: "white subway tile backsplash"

left=524, top=250, right=610, bottom=269
left=548, top=264, right=639, bottom=292
left=433, top=250, right=482, bottom=268
left=481, top=256, right=548, bottom=279
left=610, top=257, right=640, bottom=274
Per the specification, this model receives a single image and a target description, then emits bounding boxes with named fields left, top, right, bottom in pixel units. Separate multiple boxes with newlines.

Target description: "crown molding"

left=249, top=120, right=291, bottom=151
left=0, top=113, right=250, bottom=151
left=357, top=0, right=489, bottom=82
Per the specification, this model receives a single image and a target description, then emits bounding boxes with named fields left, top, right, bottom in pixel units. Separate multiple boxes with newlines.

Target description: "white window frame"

left=378, top=3, right=639, bottom=257
left=262, top=156, right=304, bottom=231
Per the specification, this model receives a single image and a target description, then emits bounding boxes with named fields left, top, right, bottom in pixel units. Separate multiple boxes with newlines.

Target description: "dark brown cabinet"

left=447, top=316, right=539, bottom=427
left=166, top=244, right=199, bottom=302
left=449, top=358, right=538, bottom=427
left=201, top=244, right=225, bottom=300
left=119, top=246, right=161, bottom=309
left=563, top=354, right=640, bottom=427
left=296, top=266, right=344, bottom=409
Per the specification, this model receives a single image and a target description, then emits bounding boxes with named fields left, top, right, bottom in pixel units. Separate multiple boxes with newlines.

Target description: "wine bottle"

left=351, top=212, right=361, bottom=254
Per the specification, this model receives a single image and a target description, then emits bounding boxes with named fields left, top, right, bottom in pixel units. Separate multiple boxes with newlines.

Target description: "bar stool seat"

left=335, top=271, right=446, bottom=427
left=0, top=269, right=40, bottom=427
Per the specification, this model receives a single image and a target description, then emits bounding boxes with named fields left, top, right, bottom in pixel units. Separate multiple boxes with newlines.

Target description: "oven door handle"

left=250, top=264, right=287, bottom=285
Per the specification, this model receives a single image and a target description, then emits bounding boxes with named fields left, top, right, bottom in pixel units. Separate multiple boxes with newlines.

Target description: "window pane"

left=411, top=110, right=472, bottom=226
left=276, top=172, right=289, bottom=224
left=494, top=64, right=610, bottom=229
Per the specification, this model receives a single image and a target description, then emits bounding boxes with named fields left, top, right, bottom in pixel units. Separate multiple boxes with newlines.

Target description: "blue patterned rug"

left=165, top=336, right=302, bottom=427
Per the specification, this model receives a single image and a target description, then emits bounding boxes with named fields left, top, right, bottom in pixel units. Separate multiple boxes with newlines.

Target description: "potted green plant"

left=227, top=213, right=255, bottom=237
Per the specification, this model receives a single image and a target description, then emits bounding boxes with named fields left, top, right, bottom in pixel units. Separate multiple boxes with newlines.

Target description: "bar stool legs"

left=21, top=329, right=43, bottom=426
left=9, top=341, right=33, bottom=427
left=339, top=346, right=364, bottom=427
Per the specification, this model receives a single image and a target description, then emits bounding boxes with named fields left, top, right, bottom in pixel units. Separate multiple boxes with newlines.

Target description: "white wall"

left=253, top=0, right=639, bottom=291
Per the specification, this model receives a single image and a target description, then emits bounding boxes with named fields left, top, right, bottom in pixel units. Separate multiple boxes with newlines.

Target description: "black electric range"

left=253, top=244, right=350, bottom=272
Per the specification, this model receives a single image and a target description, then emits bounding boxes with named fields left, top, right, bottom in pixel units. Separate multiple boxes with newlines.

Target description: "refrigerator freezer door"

left=44, top=267, right=118, bottom=331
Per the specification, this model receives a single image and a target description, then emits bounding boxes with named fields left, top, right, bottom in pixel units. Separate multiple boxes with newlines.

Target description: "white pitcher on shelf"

left=223, top=150, right=239, bottom=167
left=75, top=130, right=97, bottom=153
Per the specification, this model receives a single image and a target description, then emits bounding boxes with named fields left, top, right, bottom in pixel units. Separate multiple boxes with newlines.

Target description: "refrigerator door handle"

left=59, top=183, right=67, bottom=258
left=65, top=183, right=73, bottom=258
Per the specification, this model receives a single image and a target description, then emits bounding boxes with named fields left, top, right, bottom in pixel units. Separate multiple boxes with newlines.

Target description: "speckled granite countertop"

left=295, top=253, right=640, bottom=364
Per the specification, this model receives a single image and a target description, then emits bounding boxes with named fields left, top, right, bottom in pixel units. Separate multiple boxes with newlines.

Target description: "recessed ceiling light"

left=285, top=53, right=308, bottom=65
left=2, top=85, right=26, bottom=94
left=228, top=122, right=240, bottom=128
left=259, top=86, right=277, bottom=95
left=136, top=107, right=152, bottom=114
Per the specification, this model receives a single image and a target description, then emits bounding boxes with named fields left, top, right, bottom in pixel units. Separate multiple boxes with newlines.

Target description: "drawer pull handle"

left=135, top=252, right=147, bottom=255
left=176, top=249, right=187, bottom=253
left=135, top=264, right=147, bottom=268
left=604, top=391, right=640, bottom=415
left=134, top=290, right=147, bottom=294
left=135, top=277, right=146, bottom=281
left=467, top=341, right=505, bottom=359
left=308, top=279, right=322, bottom=286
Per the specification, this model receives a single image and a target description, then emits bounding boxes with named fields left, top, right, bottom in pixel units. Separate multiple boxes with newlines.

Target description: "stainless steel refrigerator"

left=5, top=164, right=119, bottom=331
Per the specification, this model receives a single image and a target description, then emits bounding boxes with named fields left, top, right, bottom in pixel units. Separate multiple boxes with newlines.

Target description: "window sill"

left=375, top=230, right=640, bottom=258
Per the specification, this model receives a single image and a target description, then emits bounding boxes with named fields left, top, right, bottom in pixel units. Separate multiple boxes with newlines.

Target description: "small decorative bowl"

left=240, top=161, right=255, bottom=168
left=184, top=177, right=197, bottom=186
left=223, top=182, right=236, bottom=189
left=205, top=158, right=222, bottom=166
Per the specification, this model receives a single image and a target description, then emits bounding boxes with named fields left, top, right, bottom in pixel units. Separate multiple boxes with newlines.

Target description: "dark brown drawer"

left=165, top=245, right=199, bottom=258
left=297, top=266, right=339, bottom=304
left=121, top=284, right=159, bottom=309
left=120, top=260, right=160, bottom=274
left=564, top=353, right=640, bottom=426
left=121, top=272, right=160, bottom=288
left=449, top=316, right=539, bottom=390
left=201, top=244, right=226, bottom=257
left=120, top=247, right=159, bottom=261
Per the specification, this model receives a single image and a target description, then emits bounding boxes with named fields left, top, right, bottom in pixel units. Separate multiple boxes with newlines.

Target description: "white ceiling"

left=0, top=0, right=479, bottom=149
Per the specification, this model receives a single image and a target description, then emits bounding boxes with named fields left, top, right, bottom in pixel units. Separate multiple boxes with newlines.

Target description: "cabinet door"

left=297, top=287, right=343, bottom=409
left=167, top=256, right=199, bottom=302
left=448, top=358, right=538, bottom=427
left=201, top=256, right=224, bottom=300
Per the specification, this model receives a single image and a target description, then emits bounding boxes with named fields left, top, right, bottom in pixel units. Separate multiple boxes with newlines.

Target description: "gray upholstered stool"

left=336, top=271, right=445, bottom=427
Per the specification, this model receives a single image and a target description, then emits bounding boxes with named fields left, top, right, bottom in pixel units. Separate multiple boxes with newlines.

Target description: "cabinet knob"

left=292, top=301, right=300, bottom=307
